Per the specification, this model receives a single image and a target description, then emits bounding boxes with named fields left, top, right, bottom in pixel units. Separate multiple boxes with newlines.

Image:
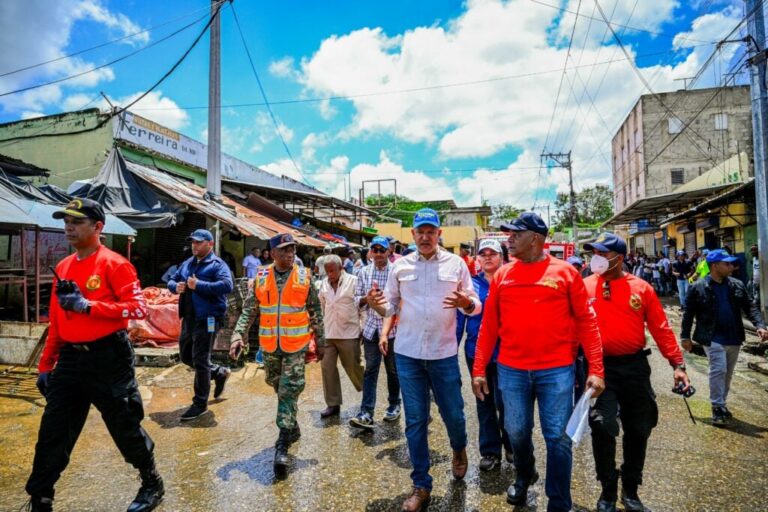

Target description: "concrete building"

left=605, top=85, right=754, bottom=255
left=612, top=85, right=752, bottom=212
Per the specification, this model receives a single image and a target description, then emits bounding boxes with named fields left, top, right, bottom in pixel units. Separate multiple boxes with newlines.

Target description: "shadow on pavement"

left=148, top=408, right=218, bottom=429
left=349, top=421, right=405, bottom=447
left=696, top=415, right=768, bottom=438
left=216, top=447, right=318, bottom=486
left=374, top=443, right=449, bottom=470
left=476, top=465, right=516, bottom=496
left=364, top=480, right=468, bottom=512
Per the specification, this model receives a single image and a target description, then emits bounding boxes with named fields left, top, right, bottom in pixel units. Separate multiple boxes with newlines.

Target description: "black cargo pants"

left=589, top=349, right=659, bottom=490
left=26, top=330, right=154, bottom=499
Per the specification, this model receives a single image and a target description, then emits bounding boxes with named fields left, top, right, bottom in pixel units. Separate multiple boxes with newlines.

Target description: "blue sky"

left=0, top=0, right=752, bottom=207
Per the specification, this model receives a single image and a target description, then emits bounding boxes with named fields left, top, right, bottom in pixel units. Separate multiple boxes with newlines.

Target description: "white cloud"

left=289, top=0, right=742, bottom=207
left=0, top=0, right=145, bottom=115
left=268, top=57, right=298, bottom=78
left=112, top=91, right=189, bottom=130
left=20, top=111, right=46, bottom=120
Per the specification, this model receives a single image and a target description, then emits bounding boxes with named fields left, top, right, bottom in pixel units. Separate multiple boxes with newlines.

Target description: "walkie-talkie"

left=49, top=266, right=75, bottom=295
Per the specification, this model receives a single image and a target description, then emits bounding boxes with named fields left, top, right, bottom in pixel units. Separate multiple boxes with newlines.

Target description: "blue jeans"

left=498, top=363, right=575, bottom=512
left=396, top=353, right=467, bottom=491
left=360, top=335, right=400, bottom=415
left=466, top=355, right=511, bottom=457
left=677, top=279, right=688, bottom=307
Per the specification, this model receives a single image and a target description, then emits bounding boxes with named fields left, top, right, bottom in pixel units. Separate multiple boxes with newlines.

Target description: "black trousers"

left=179, top=316, right=222, bottom=406
left=26, top=331, right=154, bottom=499
left=589, top=351, right=658, bottom=489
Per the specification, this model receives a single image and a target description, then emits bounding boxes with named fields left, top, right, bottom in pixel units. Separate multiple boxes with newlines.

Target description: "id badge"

left=207, top=316, right=215, bottom=333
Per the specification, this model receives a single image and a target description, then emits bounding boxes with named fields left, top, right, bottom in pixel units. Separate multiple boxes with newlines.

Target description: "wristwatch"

left=674, top=363, right=686, bottom=371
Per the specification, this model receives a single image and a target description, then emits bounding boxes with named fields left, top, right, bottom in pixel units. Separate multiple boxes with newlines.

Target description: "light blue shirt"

left=242, top=254, right=262, bottom=278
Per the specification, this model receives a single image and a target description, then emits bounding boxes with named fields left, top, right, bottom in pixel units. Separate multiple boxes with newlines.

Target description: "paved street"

left=1, top=305, right=768, bottom=512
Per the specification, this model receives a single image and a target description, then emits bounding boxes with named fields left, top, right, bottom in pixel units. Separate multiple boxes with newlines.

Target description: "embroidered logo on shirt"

left=629, top=293, right=643, bottom=311
left=541, top=277, right=560, bottom=290
left=85, top=274, right=102, bottom=291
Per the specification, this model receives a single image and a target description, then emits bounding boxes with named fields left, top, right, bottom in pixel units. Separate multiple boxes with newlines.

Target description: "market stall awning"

left=602, top=184, right=733, bottom=226
left=660, top=179, right=755, bottom=227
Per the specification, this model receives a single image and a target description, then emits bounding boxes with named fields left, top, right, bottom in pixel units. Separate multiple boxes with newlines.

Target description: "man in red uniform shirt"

left=472, top=212, right=605, bottom=512
left=583, top=232, right=689, bottom=512
left=460, top=243, right=478, bottom=276
left=25, top=199, right=162, bottom=512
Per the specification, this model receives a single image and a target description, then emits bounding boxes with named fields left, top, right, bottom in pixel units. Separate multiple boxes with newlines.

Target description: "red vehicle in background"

left=478, top=232, right=576, bottom=261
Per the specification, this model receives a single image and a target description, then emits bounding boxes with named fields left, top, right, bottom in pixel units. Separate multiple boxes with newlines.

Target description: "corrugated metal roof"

left=125, top=160, right=324, bottom=246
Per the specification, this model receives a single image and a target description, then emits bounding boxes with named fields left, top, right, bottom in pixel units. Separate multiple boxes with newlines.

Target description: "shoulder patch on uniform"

left=541, top=277, right=560, bottom=290
left=629, top=293, right=643, bottom=310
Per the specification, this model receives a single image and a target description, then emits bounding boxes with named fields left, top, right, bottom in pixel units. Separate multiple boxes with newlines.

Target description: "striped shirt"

left=355, top=262, right=397, bottom=341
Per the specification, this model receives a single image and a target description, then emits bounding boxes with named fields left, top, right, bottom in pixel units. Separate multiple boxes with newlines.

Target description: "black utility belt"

left=604, top=348, right=651, bottom=365
left=64, top=330, right=128, bottom=352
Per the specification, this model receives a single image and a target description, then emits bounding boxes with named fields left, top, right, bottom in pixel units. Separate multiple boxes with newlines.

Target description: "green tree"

left=552, top=184, right=613, bottom=231
left=490, top=203, right=523, bottom=224
left=365, top=194, right=455, bottom=227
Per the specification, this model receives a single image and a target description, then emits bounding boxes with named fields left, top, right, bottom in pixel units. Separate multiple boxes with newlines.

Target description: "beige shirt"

left=319, top=271, right=361, bottom=339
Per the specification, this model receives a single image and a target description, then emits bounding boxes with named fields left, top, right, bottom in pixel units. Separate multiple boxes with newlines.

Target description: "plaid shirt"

left=355, top=262, right=397, bottom=341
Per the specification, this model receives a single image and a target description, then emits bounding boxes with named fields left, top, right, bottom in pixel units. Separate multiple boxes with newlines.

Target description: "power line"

left=124, top=45, right=714, bottom=112
left=0, top=9, right=215, bottom=98
left=0, top=0, right=229, bottom=79
left=230, top=3, right=311, bottom=186
left=528, top=0, right=717, bottom=44
left=0, top=0, right=225, bottom=143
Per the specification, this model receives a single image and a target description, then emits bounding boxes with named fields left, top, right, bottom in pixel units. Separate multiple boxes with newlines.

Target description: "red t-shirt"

left=583, top=273, right=683, bottom=365
left=473, top=255, right=604, bottom=378
left=39, top=245, right=146, bottom=373
left=461, top=254, right=477, bottom=276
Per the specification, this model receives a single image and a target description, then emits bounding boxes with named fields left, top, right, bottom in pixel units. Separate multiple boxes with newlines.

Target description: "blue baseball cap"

left=567, top=255, right=584, bottom=266
left=413, top=208, right=440, bottom=228
left=584, top=232, right=627, bottom=255
left=500, top=212, right=548, bottom=236
left=706, top=249, right=737, bottom=264
left=186, top=229, right=214, bottom=242
left=370, top=236, right=390, bottom=249
left=270, top=233, right=297, bottom=249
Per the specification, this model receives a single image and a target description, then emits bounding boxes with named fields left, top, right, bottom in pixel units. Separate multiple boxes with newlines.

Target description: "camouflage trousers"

left=264, top=347, right=307, bottom=429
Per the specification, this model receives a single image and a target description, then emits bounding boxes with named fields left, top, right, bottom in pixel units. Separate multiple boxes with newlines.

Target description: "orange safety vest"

left=254, top=264, right=312, bottom=353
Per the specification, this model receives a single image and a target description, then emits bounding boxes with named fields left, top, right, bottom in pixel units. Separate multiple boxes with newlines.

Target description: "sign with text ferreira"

left=114, top=111, right=207, bottom=168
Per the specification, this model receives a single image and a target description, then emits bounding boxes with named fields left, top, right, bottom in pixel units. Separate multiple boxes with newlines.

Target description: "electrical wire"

left=230, top=3, right=312, bottom=187
left=0, top=11, right=213, bottom=98
left=0, top=0, right=229, bottom=79
left=0, top=1, right=225, bottom=143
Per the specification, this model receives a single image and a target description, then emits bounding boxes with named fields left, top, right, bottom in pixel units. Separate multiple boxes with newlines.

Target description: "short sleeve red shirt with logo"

left=39, top=245, right=146, bottom=373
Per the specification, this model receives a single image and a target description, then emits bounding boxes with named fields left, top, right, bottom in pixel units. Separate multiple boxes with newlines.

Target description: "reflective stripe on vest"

left=254, top=264, right=312, bottom=353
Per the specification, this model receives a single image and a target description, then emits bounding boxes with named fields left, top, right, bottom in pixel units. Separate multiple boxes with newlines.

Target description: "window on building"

left=634, top=129, right=640, bottom=148
left=671, top=168, right=685, bottom=185
left=714, top=113, right=728, bottom=130
left=668, top=117, right=683, bottom=134
left=452, top=219, right=461, bottom=226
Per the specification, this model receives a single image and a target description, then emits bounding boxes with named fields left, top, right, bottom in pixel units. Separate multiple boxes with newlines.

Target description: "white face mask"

left=590, top=255, right=610, bottom=275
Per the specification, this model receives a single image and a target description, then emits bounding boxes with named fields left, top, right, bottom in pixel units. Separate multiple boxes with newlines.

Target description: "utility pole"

left=541, top=151, right=577, bottom=243
left=207, top=0, right=222, bottom=200
left=747, top=0, right=768, bottom=315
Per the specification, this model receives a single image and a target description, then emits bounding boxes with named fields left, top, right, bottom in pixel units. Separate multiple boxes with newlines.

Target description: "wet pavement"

left=1, top=304, right=768, bottom=511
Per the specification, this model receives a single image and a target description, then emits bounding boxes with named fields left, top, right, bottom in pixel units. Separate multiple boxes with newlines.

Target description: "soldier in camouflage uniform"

left=230, top=233, right=324, bottom=479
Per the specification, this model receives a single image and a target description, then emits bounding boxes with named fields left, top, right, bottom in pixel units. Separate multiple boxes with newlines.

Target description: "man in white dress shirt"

left=368, top=208, right=482, bottom=512
left=318, top=255, right=364, bottom=418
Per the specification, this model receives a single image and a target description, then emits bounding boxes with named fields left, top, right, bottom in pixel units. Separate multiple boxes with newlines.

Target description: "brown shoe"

left=320, top=405, right=340, bottom=418
left=452, top=448, right=468, bottom=480
left=401, top=487, right=431, bottom=512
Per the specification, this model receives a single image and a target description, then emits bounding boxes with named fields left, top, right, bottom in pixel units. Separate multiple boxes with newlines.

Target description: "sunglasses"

left=602, top=280, right=611, bottom=300
left=370, top=247, right=387, bottom=253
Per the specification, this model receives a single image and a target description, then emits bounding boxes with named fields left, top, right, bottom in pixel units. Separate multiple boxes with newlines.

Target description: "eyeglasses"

left=370, top=247, right=387, bottom=254
left=602, top=280, right=611, bottom=300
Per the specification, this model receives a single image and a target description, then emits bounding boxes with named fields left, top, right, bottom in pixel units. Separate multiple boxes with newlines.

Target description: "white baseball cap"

left=478, top=239, right=502, bottom=254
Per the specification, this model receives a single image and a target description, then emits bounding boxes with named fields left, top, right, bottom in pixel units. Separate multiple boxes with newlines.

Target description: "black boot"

left=287, top=424, right=301, bottom=444
left=596, top=475, right=618, bottom=512
left=621, top=481, right=648, bottom=512
left=273, top=429, right=291, bottom=480
left=127, top=459, right=164, bottom=512
left=27, top=496, right=53, bottom=512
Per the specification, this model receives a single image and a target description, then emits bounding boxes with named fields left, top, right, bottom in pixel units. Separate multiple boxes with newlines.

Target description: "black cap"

left=52, top=198, right=106, bottom=223
left=270, top=233, right=297, bottom=249
left=500, top=212, right=548, bottom=236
